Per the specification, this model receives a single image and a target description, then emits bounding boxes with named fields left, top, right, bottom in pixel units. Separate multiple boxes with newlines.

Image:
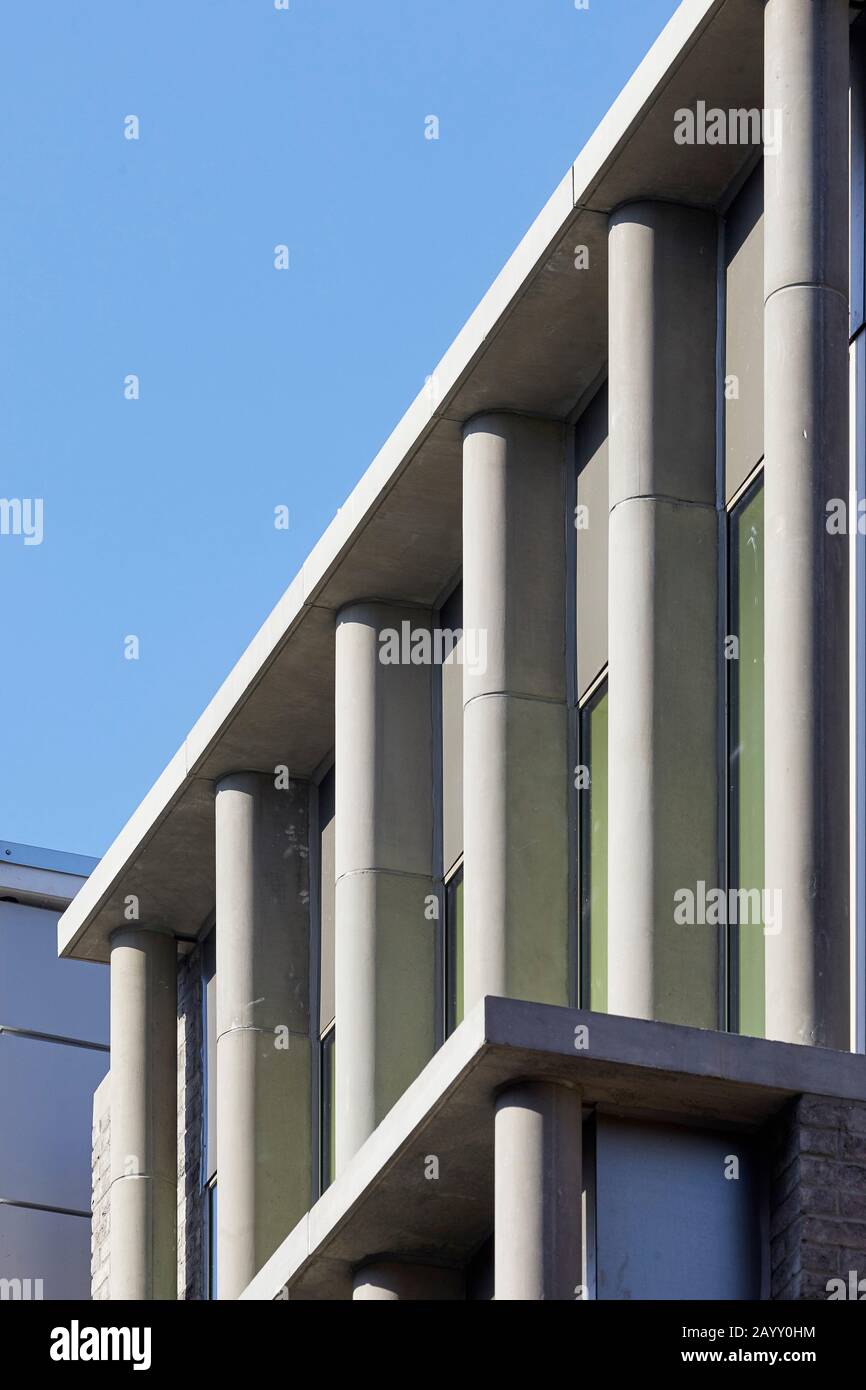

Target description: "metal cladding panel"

left=319, top=766, right=336, bottom=1034
left=0, top=1202, right=91, bottom=1301
left=0, top=1032, right=108, bottom=1211
left=594, top=1115, right=762, bottom=1300
left=0, top=901, right=108, bottom=1044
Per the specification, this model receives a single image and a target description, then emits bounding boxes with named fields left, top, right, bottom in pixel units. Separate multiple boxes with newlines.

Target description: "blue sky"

left=0, top=0, right=679, bottom=858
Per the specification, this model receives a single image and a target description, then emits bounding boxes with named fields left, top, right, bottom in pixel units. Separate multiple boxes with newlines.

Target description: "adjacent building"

left=60, top=0, right=866, bottom=1300
left=0, top=841, right=105, bottom=1299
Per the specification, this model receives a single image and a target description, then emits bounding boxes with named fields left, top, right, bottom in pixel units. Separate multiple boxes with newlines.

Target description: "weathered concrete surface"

left=352, top=1260, right=465, bottom=1300
left=763, top=0, right=850, bottom=1049
left=495, top=1081, right=583, bottom=1301
left=334, top=602, right=436, bottom=1173
left=462, top=414, right=569, bottom=1014
left=215, top=773, right=311, bottom=1299
left=108, top=927, right=177, bottom=1300
left=59, top=0, right=763, bottom=967
left=607, top=201, right=720, bottom=1028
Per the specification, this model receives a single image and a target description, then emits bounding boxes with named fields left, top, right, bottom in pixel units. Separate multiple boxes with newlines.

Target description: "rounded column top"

left=109, top=922, right=176, bottom=947
left=335, top=597, right=433, bottom=625
left=462, top=409, right=562, bottom=446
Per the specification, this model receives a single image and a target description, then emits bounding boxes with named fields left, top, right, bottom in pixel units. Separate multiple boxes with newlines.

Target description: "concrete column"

left=494, top=1081, right=582, bottom=1301
left=763, top=0, right=849, bottom=1047
left=607, top=201, right=720, bottom=1027
left=215, top=772, right=311, bottom=1300
left=352, top=1260, right=464, bottom=1300
left=462, top=413, right=568, bottom=1013
left=108, top=926, right=177, bottom=1300
left=334, top=602, right=436, bottom=1173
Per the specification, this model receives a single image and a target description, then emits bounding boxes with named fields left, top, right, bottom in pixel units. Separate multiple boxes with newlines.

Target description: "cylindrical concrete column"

left=108, top=926, right=177, bottom=1300
left=352, top=1260, right=464, bottom=1300
left=462, top=413, right=568, bottom=1014
left=607, top=201, right=720, bottom=1027
left=494, top=1081, right=582, bottom=1301
left=763, top=0, right=849, bottom=1047
left=334, top=602, right=436, bottom=1173
left=215, top=772, right=311, bottom=1300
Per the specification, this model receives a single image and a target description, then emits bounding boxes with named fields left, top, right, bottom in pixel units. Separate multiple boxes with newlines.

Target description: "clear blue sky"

left=0, top=0, right=679, bottom=859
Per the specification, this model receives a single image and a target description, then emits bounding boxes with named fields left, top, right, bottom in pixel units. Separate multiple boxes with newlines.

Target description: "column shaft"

left=763, top=0, right=850, bottom=1046
left=607, top=200, right=720, bottom=1027
left=109, top=927, right=177, bottom=1300
left=334, top=602, right=436, bottom=1173
left=494, top=1081, right=582, bottom=1300
left=215, top=773, right=311, bottom=1299
left=462, top=413, right=568, bottom=1013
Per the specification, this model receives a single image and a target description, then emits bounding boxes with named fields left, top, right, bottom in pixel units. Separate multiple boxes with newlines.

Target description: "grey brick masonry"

left=770, top=1094, right=866, bottom=1300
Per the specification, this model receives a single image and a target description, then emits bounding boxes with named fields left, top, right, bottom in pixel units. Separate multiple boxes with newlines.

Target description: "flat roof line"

left=0, top=840, right=97, bottom=878
left=58, top=0, right=736, bottom=960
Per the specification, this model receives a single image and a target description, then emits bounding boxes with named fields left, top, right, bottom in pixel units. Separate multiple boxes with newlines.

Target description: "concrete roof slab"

left=579, top=0, right=763, bottom=215
left=58, top=0, right=773, bottom=962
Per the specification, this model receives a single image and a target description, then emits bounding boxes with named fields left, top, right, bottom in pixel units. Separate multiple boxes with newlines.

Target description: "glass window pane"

left=201, top=930, right=217, bottom=1182
left=575, top=384, right=609, bottom=698
left=729, top=479, right=765, bottom=1037
left=724, top=164, right=764, bottom=502
left=318, top=766, right=336, bottom=1033
left=440, top=584, right=464, bottom=875
left=446, top=867, right=464, bottom=1035
left=320, top=1027, right=336, bottom=1193
left=580, top=684, right=608, bottom=1011
left=851, top=17, right=866, bottom=336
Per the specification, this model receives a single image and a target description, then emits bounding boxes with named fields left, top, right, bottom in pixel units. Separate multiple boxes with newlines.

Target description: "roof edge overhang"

left=60, top=0, right=767, bottom=961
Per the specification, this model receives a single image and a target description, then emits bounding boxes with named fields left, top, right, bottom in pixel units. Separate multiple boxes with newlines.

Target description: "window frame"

left=725, top=463, right=765, bottom=1037
left=577, top=671, right=609, bottom=1012
left=319, top=1023, right=336, bottom=1194
left=444, top=857, right=464, bottom=1037
left=310, top=761, right=335, bottom=1200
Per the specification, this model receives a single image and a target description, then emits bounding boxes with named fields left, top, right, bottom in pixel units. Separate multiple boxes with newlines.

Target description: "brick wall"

left=770, top=1094, right=866, bottom=1300
left=89, top=943, right=208, bottom=1300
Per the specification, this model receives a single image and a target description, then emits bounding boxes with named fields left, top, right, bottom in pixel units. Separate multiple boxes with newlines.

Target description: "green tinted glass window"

left=580, top=683, right=608, bottom=1011
left=446, top=867, right=464, bottom=1035
left=729, top=478, right=765, bottom=1037
left=320, top=1026, right=336, bottom=1192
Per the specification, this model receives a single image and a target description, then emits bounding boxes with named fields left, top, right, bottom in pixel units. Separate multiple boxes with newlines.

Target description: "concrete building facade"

left=61, top=0, right=866, bottom=1299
